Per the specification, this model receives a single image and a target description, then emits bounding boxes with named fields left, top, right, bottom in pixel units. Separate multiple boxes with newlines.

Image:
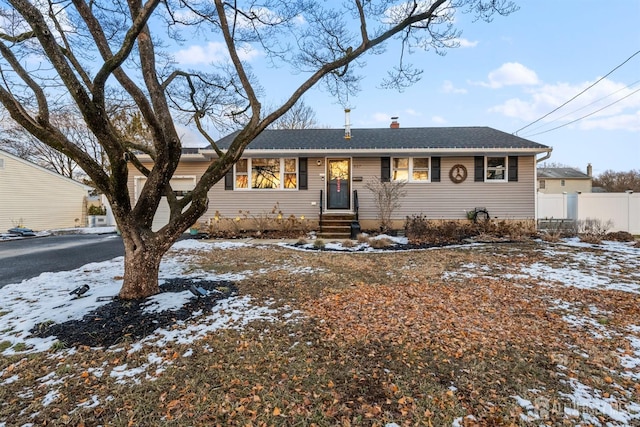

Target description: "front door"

left=327, top=158, right=350, bottom=210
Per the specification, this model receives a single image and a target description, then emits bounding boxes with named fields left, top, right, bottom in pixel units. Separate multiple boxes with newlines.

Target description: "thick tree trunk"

left=118, top=234, right=166, bottom=300
left=113, top=190, right=207, bottom=300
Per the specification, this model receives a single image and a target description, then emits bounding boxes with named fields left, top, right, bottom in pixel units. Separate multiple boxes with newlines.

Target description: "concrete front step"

left=321, top=225, right=351, bottom=233
left=319, top=213, right=359, bottom=240
left=317, top=233, right=352, bottom=240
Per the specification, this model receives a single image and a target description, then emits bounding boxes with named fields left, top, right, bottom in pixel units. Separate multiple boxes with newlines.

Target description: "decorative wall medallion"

left=449, top=164, right=468, bottom=184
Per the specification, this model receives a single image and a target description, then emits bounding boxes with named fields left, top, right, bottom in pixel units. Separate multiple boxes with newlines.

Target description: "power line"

left=514, top=49, right=640, bottom=135
left=522, top=85, right=640, bottom=138
left=522, top=79, right=640, bottom=136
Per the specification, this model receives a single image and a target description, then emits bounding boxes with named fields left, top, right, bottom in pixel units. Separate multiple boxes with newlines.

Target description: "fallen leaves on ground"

left=1, top=241, right=639, bottom=426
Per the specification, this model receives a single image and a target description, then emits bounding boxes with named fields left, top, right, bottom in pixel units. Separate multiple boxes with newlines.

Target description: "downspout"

left=536, top=148, right=553, bottom=163
left=534, top=148, right=553, bottom=223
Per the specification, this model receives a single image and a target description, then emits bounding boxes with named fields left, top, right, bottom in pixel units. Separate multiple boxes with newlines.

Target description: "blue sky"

left=175, top=0, right=640, bottom=175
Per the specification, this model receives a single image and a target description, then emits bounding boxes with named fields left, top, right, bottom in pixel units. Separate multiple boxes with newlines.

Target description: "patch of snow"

left=371, top=234, right=408, bottom=244
left=560, top=378, right=640, bottom=424
left=0, top=257, right=126, bottom=354
left=452, top=415, right=477, bottom=427
left=560, top=238, right=640, bottom=257
left=41, top=390, right=60, bottom=407
left=0, top=238, right=268, bottom=355
left=138, top=295, right=288, bottom=349
left=76, top=395, right=101, bottom=409
left=1, top=374, right=19, bottom=385
left=561, top=314, right=612, bottom=339
left=619, top=334, right=640, bottom=379
left=38, top=371, right=65, bottom=386
left=142, top=290, right=194, bottom=314
left=520, top=263, right=640, bottom=294
left=110, top=363, right=148, bottom=384
left=172, top=239, right=250, bottom=251
left=88, top=367, right=104, bottom=378
left=53, top=226, right=117, bottom=235
left=147, top=353, right=164, bottom=364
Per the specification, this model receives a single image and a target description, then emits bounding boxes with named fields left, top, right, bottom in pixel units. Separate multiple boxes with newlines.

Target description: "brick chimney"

left=587, top=163, right=592, bottom=177
left=390, top=116, right=399, bottom=129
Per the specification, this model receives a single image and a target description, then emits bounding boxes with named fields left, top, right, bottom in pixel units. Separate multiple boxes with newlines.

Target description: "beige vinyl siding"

left=352, top=156, right=536, bottom=220
left=0, top=151, right=89, bottom=231
left=129, top=155, right=537, bottom=228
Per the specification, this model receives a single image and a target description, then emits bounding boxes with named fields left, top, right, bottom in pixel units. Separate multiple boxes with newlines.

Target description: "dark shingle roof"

left=214, top=127, right=549, bottom=151
left=537, top=168, right=591, bottom=179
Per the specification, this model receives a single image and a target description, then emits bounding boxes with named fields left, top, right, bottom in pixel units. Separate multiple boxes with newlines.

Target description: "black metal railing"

left=319, top=189, right=323, bottom=233
left=353, top=189, right=359, bottom=221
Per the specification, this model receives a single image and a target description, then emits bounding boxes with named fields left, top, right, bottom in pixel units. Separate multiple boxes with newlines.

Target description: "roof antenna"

left=344, top=108, right=351, bottom=139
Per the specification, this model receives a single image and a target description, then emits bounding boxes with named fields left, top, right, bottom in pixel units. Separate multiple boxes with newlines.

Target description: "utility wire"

left=514, top=49, right=640, bottom=135
left=522, top=79, right=640, bottom=136
left=523, top=86, right=640, bottom=137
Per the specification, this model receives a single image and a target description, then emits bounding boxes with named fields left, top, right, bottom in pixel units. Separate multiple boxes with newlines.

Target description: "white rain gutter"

left=536, top=147, right=553, bottom=163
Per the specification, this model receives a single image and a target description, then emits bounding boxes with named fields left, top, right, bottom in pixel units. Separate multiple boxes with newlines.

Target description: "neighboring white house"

left=0, top=149, right=92, bottom=231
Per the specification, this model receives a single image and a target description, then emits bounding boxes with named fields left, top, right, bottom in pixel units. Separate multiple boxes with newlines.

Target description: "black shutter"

left=508, top=156, right=518, bottom=182
left=224, top=168, right=234, bottom=190
left=381, top=157, right=391, bottom=182
left=431, top=157, right=441, bottom=182
left=474, top=156, right=484, bottom=182
left=299, top=157, right=308, bottom=190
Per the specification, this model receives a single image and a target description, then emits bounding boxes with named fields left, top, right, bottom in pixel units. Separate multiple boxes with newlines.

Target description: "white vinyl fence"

left=537, top=192, right=640, bottom=234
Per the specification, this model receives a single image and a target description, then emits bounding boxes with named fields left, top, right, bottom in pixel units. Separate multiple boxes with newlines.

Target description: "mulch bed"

left=30, top=279, right=237, bottom=348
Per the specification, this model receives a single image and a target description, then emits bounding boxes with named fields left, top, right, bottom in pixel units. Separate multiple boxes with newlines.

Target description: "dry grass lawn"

left=1, top=240, right=639, bottom=426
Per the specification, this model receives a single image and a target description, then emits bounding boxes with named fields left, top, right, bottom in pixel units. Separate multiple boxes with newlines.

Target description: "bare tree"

left=1, top=110, right=102, bottom=179
left=538, top=161, right=579, bottom=169
left=593, top=170, right=640, bottom=192
left=0, top=0, right=517, bottom=299
left=365, top=179, right=407, bottom=233
left=271, top=98, right=319, bottom=129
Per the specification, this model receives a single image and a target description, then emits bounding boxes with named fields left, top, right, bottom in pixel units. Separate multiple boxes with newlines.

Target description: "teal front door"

left=327, top=159, right=350, bottom=210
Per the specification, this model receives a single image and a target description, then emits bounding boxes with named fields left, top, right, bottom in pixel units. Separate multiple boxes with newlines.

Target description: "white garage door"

left=134, top=176, right=196, bottom=231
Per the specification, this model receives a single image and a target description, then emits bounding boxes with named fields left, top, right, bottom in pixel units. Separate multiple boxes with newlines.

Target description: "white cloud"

left=177, top=125, right=209, bottom=148
left=431, top=115, right=447, bottom=124
left=580, top=111, right=640, bottom=132
left=372, top=112, right=392, bottom=123
left=404, top=108, right=422, bottom=117
left=476, top=62, right=540, bottom=89
left=490, top=78, right=640, bottom=132
left=455, top=38, right=478, bottom=48
left=174, top=42, right=261, bottom=65
left=442, top=80, right=467, bottom=94
left=236, top=44, right=262, bottom=62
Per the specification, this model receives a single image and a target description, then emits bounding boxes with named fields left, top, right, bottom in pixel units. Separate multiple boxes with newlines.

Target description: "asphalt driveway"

left=0, top=234, right=124, bottom=288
